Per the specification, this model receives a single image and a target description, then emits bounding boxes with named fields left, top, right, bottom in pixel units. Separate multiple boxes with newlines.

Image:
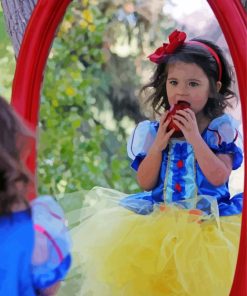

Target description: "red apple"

left=166, top=101, right=191, bottom=137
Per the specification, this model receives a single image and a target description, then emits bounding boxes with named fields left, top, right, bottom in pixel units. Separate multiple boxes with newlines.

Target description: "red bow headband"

left=148, top=30, right=222, bottom=81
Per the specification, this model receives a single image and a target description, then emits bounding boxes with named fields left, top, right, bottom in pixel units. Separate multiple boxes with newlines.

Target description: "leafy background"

left=36, top=0, right=175, bottom=196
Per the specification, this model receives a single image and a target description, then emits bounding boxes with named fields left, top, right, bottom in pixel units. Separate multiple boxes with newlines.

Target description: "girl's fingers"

left=160, top=110, right=169, bottom=125
left=176, top=109, right=189, bottom=118
left=159, top=115, right=171, bottom=133
left=163, top=116, right=172, bottom=128
left=184, top=108, right=195, bottom=116
left=167, top=128, right=175, bottom=137
left=176, top=109, right=194, bottom=120
left=173, top=114, right=188, bottom=126
left=184, top=108, right=195, bottom=120
left=172, top=118, right=183, bottom=129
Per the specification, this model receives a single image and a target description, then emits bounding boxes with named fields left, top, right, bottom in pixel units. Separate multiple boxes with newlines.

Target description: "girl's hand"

left=39, top=282, right=61, bottom=296
left=151, top=111, right=175, bottom=153
left=172, top=109, right=201, bottom=145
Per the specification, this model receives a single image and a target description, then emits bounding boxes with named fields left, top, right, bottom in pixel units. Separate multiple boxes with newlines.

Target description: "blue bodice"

left=0, top=210, right=36, bottom=296
left=122, top=114, right=243, bottom=216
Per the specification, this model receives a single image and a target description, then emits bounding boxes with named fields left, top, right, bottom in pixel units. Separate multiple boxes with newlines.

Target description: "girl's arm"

left=173, top=109, right=232, bottom=186
left=137, top=112, right=174, bottom=190
left=137, top=147, right=163, bottom=191
left=191, top=137, right=232, bottom=186
left=39, top=282, right=61, bottom=296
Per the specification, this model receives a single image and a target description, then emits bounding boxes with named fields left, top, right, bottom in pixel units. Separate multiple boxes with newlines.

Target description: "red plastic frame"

left=11, top=0, right=72, bottom=178
left=10, top=0, right=246, bottom=294
left=207, top=2, right=247, bottom=294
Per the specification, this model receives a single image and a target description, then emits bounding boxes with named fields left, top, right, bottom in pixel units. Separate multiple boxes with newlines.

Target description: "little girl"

left=0, top=96, right=71, bottom=296
left=73, top=30, right=243, bottom=296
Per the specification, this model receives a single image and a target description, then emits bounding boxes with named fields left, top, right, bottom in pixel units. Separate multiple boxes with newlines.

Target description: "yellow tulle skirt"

left=68, top=187, right=241, bottom=296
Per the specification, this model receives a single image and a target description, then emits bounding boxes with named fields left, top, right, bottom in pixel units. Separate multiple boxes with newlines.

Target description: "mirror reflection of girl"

left=73, top=30, right=243, bottom=295
left=0, top=96, right=72, bottom=296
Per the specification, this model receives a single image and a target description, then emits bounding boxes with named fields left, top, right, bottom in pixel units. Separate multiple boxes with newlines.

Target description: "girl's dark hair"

left=141, top=38, right=236, bottom=119
left=0, top=96, right=34, bottom=215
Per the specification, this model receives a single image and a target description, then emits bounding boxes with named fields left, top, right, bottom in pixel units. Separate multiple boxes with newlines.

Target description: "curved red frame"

left=206, top=2, right=247, bottom=294
left=11, top=0, right=72, bottom=181
left=10, top=0, right=246, bottom=294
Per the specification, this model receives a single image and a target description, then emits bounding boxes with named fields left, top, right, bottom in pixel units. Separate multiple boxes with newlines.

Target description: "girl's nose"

left=177, top=83, right=189, bottom=95
left=174, top=85, right=189, bottom=104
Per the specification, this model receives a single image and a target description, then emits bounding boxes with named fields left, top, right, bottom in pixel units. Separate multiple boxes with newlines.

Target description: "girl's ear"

left=216, top=81, right=222, bottom=92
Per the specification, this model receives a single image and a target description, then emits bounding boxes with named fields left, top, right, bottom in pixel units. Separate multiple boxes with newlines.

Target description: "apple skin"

left=166, top=101, right=191, bottom=137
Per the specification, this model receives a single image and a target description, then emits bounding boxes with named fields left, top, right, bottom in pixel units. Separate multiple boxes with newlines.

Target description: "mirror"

left=2, top=0, right=245, bottom=294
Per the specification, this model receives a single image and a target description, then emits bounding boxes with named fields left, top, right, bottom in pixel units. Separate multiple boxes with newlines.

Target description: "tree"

left=241, top=0, right=247, bottom=9
left=0, top=0, right=37, bottom=57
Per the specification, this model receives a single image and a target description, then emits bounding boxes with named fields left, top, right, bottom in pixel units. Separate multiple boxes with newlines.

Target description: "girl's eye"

left=189, top=81, right=199, bottom=87
left=169, top=80, right=177, bottom=86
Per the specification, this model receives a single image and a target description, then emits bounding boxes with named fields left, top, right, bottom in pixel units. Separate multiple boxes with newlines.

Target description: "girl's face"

left=166, top=61, right=210, bottom=116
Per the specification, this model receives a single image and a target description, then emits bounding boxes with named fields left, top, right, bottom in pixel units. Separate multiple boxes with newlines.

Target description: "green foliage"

left=38, top=1, right=140, bottom=195
left=0, top=0, right=175, bottom=196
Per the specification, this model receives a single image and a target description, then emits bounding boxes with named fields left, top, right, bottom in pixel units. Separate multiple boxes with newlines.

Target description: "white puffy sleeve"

left=127, top=120, right=158, bottom=171
left=31, top=195, right=72, bottom=290
left=205, top=114, right=243, bottom=170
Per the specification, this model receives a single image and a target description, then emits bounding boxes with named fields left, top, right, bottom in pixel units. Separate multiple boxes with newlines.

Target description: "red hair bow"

left=148, top=30, right=187, bottom=64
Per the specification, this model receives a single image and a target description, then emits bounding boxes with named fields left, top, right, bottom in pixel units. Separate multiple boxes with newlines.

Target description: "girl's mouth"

left=176, top=100, right=191, bottom=107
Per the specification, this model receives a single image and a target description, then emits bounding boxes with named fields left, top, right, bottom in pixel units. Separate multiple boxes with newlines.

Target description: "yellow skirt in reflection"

left=71, top=187, right=241, bottom=296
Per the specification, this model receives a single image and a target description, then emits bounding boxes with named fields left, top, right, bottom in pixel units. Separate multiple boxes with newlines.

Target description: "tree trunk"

left=0, top=0, right=37, bottom=57
left=242, top=0, right=247, bottom=10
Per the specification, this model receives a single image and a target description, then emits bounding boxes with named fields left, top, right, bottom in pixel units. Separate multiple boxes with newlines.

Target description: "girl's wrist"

left=190, top=134, right=204, bottom=151
left=149, top=145, right=163, bottom=155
